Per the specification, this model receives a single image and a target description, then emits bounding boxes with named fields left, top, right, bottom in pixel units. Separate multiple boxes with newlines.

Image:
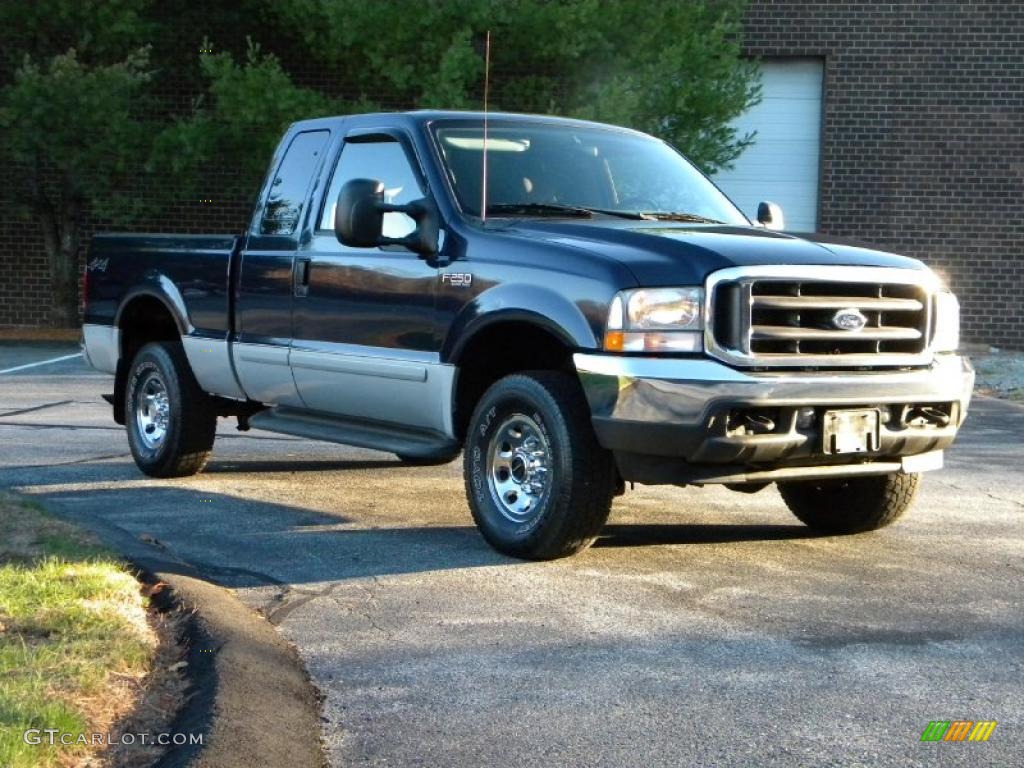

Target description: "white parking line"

left=0, top=353, right=83, bottom=375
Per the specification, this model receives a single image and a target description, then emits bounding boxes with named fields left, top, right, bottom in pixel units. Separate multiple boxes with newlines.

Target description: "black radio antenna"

left=480, top=30, right=491, bottom=222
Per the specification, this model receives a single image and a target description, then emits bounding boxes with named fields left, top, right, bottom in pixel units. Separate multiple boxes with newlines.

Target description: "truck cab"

left=82, top=111, right=974, bottom=559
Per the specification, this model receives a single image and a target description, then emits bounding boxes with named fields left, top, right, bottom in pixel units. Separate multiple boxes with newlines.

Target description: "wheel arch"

left=442, top=283, right=598, bottom=364
left=111, top=289, right=189, bottom=424
left=450, top=316, right=581, bottom=441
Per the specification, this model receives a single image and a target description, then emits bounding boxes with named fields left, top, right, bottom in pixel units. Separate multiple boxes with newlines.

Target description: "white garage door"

left=712, top=58, right=824, bottom=233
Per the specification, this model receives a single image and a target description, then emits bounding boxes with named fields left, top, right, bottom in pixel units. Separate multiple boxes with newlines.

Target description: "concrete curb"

left=33, top=501, right=327, bottom=768
left=151, top=571, right=326, bottom=768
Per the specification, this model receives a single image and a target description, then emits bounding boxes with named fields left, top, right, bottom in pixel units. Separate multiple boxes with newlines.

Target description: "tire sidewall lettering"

left=470, top=391, right=554, bottom=538
left=128, top=354, right=170, bottom=461
left=478, top=405, right=496, bottom=438
left=530, top=410, right=551, bottom=445
left=470, top=445, right=486, bottom=503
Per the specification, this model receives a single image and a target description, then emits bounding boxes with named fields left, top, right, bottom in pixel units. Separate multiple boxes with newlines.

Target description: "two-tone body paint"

left=83, top=110, right=938, bottom=441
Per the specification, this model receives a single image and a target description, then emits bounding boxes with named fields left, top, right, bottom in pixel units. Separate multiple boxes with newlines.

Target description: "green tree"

left=569, top=1, right=761, bottom=171
left=266, top=0, right=760, bottom=172
left=154, top=40, right=341, bottom=201
left=1, top=0, right=759, bottom=327
left=0, top=0, right=154, bottom=326
left=0, top=2, right=328, bottom=326
left=0, top=0, right=152, bottom=73
left=0, top=48, right=153, bottom=326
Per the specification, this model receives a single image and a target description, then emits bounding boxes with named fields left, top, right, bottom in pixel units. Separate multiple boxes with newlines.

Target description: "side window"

left=261, top=130, right=330, bottom=235
left=320, top=140, right=424, bottom=239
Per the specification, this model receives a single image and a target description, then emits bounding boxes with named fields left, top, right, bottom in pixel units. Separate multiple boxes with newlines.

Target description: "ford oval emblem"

left=832, top=308, right=868, bottom=332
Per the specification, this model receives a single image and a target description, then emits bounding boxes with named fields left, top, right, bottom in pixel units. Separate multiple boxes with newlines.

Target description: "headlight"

left=604, top=287, right=703, bottom=353
left=932, top=291, right=960, bottom=352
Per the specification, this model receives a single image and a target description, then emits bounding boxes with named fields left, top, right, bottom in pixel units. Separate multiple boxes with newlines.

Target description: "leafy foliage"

left=266, top=0, right=760, bottom=172
left=0, top=0, right=158, bottom=324
left=0, top=0, right=759, bottom=325
left=569, top=2, right=761, bottom=171
left=0, top=0, right=152, bottom=73
left=0, top=44, right=154, bottom=325
left=154, top=40, right=341, bottom=198
left=1, top=48, right=154, bottom=221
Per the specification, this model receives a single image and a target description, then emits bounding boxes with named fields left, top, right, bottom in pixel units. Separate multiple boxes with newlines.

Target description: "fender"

left=443, top=283, right=599, bottom=364
left=106, top=278, right=191, bottom=426
left=115, top=273, right=194, bottom=339
left=115, top=274, right=248, bottom=401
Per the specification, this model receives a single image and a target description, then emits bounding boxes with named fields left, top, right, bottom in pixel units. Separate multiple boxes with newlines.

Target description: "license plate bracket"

left=822, top=409, right=880, bottom=455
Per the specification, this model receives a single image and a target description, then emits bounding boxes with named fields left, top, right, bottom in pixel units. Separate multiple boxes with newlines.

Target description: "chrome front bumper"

left=574, top=352, right=974, bottom=485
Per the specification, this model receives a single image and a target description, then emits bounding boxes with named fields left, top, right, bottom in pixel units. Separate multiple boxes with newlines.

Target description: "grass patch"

left=0, top=492, right=158, bottom=768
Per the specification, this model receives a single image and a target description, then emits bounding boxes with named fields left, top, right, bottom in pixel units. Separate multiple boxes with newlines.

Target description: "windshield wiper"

left=485, top=203, right=594, bottom=218
left=585, top=207, right=651, bottom=220
left=638, top=211, right=725, bottom=224
left=485, top=203, right=648, bottom=220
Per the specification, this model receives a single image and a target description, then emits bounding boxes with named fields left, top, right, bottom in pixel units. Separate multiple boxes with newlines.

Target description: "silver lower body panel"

left=81, top=323, right=120, bottom=374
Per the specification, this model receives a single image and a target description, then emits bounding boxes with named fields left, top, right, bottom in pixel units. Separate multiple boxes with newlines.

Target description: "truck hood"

left=500, top=220, right=926, bottom=286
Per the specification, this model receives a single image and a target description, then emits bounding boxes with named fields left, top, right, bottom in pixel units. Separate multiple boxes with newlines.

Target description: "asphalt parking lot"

left=1, top=342, right=1021, bottom=767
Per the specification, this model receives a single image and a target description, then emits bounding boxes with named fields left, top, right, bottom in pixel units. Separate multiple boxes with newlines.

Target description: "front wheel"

left=463, top=371, right=615, bottom=560
left=777, top=472, right=920, bottom=533
left=125, top=342, right=217, bottom=478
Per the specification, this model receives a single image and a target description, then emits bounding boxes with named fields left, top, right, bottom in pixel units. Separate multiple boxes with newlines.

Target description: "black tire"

left=124, top=342, right=217, bottom=478
left=463, top=371, right=615, bottom=560
left=777, top=472, right=920, bottom=533
left=395, top=453, right=459, bottom=466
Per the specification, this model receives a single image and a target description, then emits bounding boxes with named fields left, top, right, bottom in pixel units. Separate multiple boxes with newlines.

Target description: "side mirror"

left=756, top=201, right=785, bottom=231
left=335, top=178, right=385, bottom=247
left=334, top=178, right=439, bottom=256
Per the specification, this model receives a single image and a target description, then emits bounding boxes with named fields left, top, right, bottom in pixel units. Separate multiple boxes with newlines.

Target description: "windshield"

left=432, top=120, right=748, bottom=224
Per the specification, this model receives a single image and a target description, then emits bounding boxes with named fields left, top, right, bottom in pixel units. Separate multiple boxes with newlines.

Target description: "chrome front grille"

left=706, top=266, right=937, bottom=368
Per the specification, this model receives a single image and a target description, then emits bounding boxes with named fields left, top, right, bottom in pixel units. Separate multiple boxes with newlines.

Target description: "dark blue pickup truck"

left=82, top=111, right=973, bottom=559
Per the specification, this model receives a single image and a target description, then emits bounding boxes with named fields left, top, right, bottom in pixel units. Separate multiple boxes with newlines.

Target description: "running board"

left=248, top=407, right=460, bottom=460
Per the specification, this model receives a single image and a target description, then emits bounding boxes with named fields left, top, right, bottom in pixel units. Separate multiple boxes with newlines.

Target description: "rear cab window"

left=260, top=130, right=331, bottom=236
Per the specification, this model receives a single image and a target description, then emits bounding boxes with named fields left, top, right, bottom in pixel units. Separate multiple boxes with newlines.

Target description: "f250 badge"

left=441, top=272, right=473, bottom=288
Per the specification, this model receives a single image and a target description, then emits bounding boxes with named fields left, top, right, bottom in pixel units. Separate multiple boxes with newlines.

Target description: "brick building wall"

left=744, top=1, right=1023, bottom=345
left=1, top=1, right=1021, bottom=345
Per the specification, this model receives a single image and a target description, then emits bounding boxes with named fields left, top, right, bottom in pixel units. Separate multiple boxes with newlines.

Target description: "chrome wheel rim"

left=487, top=413, right=552, bottom=524
left=135, top=371, right=170, bottom=450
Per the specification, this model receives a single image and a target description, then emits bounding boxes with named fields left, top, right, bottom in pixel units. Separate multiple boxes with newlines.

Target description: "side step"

left=248, top=407, right=460, bottom=460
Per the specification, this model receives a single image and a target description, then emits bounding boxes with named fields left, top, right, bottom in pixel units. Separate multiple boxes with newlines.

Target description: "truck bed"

left=84, top=233, right=240, bottom=338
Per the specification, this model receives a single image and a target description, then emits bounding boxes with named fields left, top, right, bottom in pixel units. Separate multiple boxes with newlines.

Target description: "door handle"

left=294, top=258, right=311, bottom=297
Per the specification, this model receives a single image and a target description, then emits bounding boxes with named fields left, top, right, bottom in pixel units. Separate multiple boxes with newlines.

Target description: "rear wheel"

left=777, top=472, right=920, bottom=533
left=125, top=342, right=217, bottom=478
left=463, top=371, right=615, bottom=560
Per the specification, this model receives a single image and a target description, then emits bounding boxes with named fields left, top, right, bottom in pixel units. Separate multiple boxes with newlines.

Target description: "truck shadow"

left=596, top=523, right=824, bottom=548
left=14, top=463, right=831, bottom=590
left=30, top=483, right=500, bottom=586
left=204, top=457, right=401, bottom=473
